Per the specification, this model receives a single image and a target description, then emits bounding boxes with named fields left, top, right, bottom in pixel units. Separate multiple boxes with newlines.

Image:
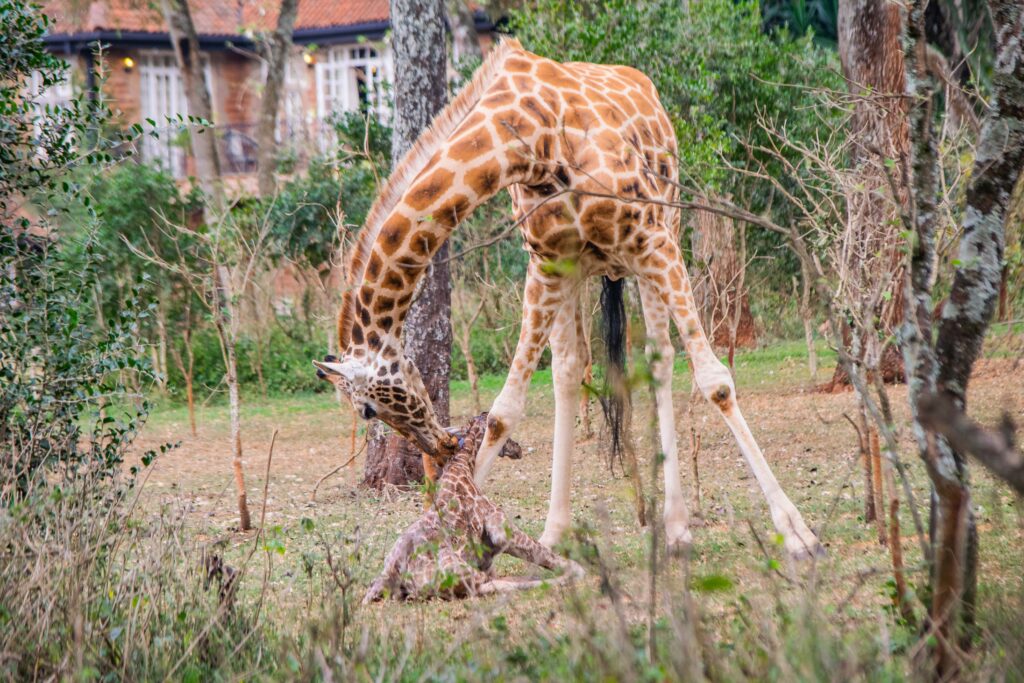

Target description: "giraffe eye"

left=361, top=403, right=377, bottom=420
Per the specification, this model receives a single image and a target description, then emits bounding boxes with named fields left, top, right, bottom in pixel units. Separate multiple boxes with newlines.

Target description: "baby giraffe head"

left=443, top=413, right=525, bottom=472
left=313, top=352, right=457, bottom=458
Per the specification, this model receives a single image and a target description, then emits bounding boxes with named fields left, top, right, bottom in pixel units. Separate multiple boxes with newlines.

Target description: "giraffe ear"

left=312, top=359, right=362, bottom=383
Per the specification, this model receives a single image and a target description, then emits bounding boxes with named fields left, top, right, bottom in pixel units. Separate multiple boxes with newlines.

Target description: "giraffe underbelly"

left=513, top=189, right=676, bottom=279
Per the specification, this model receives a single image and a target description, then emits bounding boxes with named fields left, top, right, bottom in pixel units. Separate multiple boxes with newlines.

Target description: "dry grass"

left=124, top=343, right=1024, bottom=678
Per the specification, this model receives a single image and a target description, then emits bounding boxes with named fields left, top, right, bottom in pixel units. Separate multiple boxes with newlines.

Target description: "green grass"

left=13, top=337, right=1021, bottom=680
left=147, top=338, right=839, bottom=431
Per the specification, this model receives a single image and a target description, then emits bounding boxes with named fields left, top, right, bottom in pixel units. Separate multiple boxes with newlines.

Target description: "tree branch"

left=918, top=393, right=1023, bottom=495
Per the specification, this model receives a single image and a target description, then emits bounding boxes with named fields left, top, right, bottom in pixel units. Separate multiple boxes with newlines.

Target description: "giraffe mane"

left=338, top=36, right=523, bottom=351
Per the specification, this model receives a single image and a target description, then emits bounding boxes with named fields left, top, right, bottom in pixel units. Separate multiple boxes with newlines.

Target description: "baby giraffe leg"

left=362, top=529, right=418, bottom=604
left=477, top=576, right=561, bottom=594
left=484, top=506, right=585, bottom=580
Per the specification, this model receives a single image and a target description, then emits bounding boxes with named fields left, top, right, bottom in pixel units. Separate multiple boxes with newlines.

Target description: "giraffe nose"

left=361, top=403, right=377, bottom=420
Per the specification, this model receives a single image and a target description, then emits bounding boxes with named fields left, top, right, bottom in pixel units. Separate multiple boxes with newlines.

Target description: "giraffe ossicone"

left=318, top=37, right=823, bottom=560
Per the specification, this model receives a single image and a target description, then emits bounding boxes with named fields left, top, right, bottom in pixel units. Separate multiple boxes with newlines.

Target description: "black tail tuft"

left=598, top=275, right=631, bottom=471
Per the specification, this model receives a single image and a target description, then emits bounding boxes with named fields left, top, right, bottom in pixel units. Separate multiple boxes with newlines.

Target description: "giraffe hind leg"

left=637, top=281, right=693, bottom=553
left=539, top=297, right=586, bottom=548
left=648, top=261, right=823, bottom=560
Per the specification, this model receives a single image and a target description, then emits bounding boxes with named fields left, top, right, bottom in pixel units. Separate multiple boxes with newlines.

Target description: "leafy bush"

left=0, top=1, right=155, bottom=494
left=0, top=232, right=158, bottom=494
left=164, top=325, right=331, bottom=400
left=268, top=112, right=392, bottom=267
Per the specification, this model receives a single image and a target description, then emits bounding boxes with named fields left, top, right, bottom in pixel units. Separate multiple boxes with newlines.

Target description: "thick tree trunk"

left=832, top=0, right=909, bottom=389
left=691, top=204, right=756, bottom=351
left=161, top=0, right=222, bottom=208
left=363, top=0, right=450, bottom=489
left=256, top=0, right=299, bottom=197
left=902, top=0, right=1024, bottom=675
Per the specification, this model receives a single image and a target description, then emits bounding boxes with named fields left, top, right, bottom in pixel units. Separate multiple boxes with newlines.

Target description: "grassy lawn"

left=127, top=338, right=1024, bottom=679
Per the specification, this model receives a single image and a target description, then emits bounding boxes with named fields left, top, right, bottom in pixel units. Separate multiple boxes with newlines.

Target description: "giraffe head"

left=313, top=353, right=457, bottom=458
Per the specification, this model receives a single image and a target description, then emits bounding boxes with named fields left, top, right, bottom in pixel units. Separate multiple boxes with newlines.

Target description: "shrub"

left=164, top=325, right=331, bottom=400
left=1, top=1, right=155, bottom=495
left=0, top=232, right=157, bottom=495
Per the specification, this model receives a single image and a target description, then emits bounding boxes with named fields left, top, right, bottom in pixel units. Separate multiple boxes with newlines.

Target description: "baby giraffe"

left=363, top=414, right=584, bottom=603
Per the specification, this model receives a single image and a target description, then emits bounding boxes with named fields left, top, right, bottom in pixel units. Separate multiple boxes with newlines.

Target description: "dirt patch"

left=132, top=357, right=1024, bottom=630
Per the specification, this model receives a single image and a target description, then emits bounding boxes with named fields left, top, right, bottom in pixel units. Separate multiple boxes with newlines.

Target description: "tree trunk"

left=161, top=0, right=222, bottom=209
left=256, top=0, right=299, bottom=197
left=832, top=0, right=909, bottom=389
left=691, top=203, right=756, bottom=351
left=884, top=454, right=915, bottom=624
left=857, top=407, right=877, bottom=523
left=214, top=264, right=252, bottom=530
left=796, top=261, right=817, bottom=380
left=454, top=295, right=486, bottom=413
left=445, top=0, right=482, bottom=67
left=155, top=302, right=169, bottom=391
left=170, top=322, right=198, bottom=437
left=870, top=425, right=887, bottom=544
left=184, top=332, right=196, bottom=436
left=363, top=0, right=450, bottom=489
left=901, top=1, right=1024, bottom=675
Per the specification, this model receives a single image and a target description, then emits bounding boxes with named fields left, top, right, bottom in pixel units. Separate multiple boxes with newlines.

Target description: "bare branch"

left=919, top=393, right=1023, bottom=495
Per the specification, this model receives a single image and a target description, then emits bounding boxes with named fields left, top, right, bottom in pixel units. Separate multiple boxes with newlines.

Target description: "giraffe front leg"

left=540, top=298, right=585, bottom=548
left=638, top=282, right=693, bottom=554
left=474, top=263, right=571, bottom=488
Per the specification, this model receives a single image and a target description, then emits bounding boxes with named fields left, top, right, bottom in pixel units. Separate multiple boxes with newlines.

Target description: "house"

left=40, top=0, right=495, bottom=185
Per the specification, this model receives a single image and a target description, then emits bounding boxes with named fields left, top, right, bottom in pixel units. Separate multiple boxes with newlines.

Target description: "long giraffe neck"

left=349, top=155, right=515, bottom=356
left=339, top=38, right=538, bottom=361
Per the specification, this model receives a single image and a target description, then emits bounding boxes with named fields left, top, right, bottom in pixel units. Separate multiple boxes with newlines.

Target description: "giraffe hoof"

left=539, top=528, right=565, bottom=549
left=665, top=526, right=694, bottom=557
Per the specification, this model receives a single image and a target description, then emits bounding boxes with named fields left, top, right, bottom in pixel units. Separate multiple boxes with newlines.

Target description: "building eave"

left=43, top=30, right=254, bottom=53
left=42, top=11, right=496, bottom=53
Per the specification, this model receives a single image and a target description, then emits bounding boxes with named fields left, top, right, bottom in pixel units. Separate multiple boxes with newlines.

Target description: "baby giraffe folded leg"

left=362, top=414, right=583, bottom=604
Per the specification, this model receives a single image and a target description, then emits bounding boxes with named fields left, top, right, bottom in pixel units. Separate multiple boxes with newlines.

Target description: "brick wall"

left=100, top=48, right=142, bottom=125
left=211, top=52, right=260, bottom=126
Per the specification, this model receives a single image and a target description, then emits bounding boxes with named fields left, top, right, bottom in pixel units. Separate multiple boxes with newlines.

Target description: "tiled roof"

left=43, top=0, right=390, bottom=37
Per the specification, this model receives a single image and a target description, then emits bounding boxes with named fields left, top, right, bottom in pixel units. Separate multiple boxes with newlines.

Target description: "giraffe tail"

left=597, top=275, right=632, bottom=472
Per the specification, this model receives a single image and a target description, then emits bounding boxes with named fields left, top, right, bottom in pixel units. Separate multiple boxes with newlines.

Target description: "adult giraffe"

left=314, top=38, right=821, bottom=558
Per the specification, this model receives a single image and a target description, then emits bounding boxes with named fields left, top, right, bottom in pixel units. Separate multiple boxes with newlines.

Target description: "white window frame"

left=27, top=61, right=74, bottom=159
left=315, top=43, right=392, bottom=132
left=138, top=51, right=214, bottom=177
